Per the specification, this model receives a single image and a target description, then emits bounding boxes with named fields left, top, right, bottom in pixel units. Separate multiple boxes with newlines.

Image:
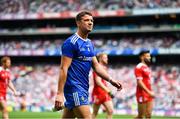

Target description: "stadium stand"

left=6, top=64, right=180, bottom=116
left=0, top=36, right=180, bottom=56
left=0, top=0, right=180, bottom=14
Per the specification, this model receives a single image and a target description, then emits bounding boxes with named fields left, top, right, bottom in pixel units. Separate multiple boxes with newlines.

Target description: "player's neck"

left=141, top=61, right=148, bottom=66
left=2, top=66, right=7, bottom=69
left=76, top=30, right=88, bottom=40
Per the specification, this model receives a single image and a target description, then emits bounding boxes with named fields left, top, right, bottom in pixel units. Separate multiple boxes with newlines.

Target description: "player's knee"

left=145, top=113, right=151, bottom=118
left=0, top=105, right=7, bottom=112
left=92, top=111, right=98, bottom=117
left=2, top=107, right=8, bottom=113
left=137, top=114, right=144, bottom=119
left=83, top=114, right=91, bottom=119
left=92, top=113, right=96, bottom=119
left=135, top=115, right=144, bottom=119
left=107, top=109, right=113, bottom=115
left=135, top=116, right=143, bottom=119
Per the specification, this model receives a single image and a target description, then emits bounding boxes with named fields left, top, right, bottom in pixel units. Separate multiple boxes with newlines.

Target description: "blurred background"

left=0, top=0, right=179, bottom=117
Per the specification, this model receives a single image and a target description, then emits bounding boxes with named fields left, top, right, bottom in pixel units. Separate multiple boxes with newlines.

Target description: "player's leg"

left=65, top=91, right=90, bottom=118
left=135, top=103, right=146, bottom=119
left=61, top=107, right=76, bottom=119
left=0, top=101, right=9, bottom=119
left=145, top=101, right=153, bottom=119
left=102, top=100, right=113, bottom=119
left=92, top=103, right=101, bottom=119
left=73, top=105, right=91, bottom=119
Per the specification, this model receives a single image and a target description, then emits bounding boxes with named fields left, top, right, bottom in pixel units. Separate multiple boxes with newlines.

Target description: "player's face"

left=101, top=54, right=108, bottom=65
left=143, top=53, right=151, bottom=65
left=4, top=59, right=11, bottom=68
left=78, top=14, right=94, bottom=33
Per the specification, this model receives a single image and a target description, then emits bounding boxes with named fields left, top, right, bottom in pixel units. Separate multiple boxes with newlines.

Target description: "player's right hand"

left=13, top=91, right=21, bottom=97
left=149, top=91, right=155, bottom=98
left=54, top=92, right=64, bottom=111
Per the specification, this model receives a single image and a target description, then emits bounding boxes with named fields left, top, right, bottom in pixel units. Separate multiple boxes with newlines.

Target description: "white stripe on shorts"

left=73, top=92, right=80, bottom=106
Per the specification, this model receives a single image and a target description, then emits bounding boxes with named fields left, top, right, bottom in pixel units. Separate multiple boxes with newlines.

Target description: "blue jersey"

left=62, top=33, right=95, bottom=96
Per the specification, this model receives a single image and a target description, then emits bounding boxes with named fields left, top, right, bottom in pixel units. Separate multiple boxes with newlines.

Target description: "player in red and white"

left=0, top=56, right=18, bottom=119
left=92, top=53, right=115, bottom=119
left=134, top=50, right=155, bottom=119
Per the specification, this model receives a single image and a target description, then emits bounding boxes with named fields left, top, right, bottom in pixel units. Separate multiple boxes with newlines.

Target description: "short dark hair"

left=139, top=50, right=150, bottom=57
left=1, top=56, right=11, bottom=65
left=75, top=11, right=92, bottom=21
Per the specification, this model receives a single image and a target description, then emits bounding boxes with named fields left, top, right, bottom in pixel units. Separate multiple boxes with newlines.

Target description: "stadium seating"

left=6, top=64, right=180, bottom=115
left=0, top=0, right=180, bottom=14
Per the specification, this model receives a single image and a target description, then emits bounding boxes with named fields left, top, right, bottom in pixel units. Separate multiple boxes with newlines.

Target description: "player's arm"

left=94, top=75, right=114, bottom=98
left=57, top=56, right=72, bottom=93
left=94, top=75, right=110, bottom=93
left=55, top=56, right=72, bottom=110
left=8, top=80, right=18, bottom=96
left=92, top=56, right=122, bottom=90
left=137, top=79, right=155, bottom=97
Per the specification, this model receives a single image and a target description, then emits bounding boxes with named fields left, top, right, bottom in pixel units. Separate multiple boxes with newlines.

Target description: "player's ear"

left=76, top=21, right=80, bottom=27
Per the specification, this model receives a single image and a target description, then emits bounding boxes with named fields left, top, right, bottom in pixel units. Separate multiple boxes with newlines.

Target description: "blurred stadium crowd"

left=0, top=0, right=180, bottom=14
left=6, top=64, right=180, bottom=115
left=0, top=37, right=179, bottom=56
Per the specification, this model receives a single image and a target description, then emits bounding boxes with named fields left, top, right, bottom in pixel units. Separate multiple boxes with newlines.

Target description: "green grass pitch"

left=0, top=111, right=179, bottom=119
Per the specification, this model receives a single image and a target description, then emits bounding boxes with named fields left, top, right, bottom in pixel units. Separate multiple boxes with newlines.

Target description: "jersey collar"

left=75, top=33, right=88, bottom=42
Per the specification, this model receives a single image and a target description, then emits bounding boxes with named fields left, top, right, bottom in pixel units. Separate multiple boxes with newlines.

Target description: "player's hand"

left=108, top=91, right=115, bottom=98
left=13, top=91, right=21, bottom=97
left=149, top=91, right=155, bottom=98
left=54, top=92, right=64, bottom=111
left=110, top=79, right=122, bottom=91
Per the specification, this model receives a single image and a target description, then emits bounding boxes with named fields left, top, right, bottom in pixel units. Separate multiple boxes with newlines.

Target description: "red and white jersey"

left=92, top=68, right=111, bottom=104
left=134, top=63, right=152, bottom=97
left=92, top=71, right=108, bottom=95
left=92, top=65, right=108, bottom=95
left=0, top=66, right=11, bottom=95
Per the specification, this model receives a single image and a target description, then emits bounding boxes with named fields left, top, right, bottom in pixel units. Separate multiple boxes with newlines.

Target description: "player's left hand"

left=110, top=79, right=122, bottom=91
left=13, top=91, right=21, bottom=97
left=108, top=91, right=115, bottom=98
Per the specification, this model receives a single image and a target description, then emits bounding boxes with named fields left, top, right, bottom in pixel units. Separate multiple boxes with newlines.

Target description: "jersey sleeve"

left=135, top=67, right=143, bottom=80
left=91, top=41, right=96, bottom=57
left=61, top=41, right=76, bottom=58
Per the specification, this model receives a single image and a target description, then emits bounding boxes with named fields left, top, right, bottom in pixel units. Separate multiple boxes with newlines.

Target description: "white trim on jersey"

left=70, top=34, right=79, bottom=45
left=0, top=67, right=9, bottom=71
left=75, top=33, right=88, bottom=41
left=0, top=66, right=2, bottom=71
left=136, top=63, right=145, bottom=69
left=136, top=76, right=143, bottom=80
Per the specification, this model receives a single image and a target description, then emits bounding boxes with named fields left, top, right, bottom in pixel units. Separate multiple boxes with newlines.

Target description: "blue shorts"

left=64, top=91, right=89, bottom=110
